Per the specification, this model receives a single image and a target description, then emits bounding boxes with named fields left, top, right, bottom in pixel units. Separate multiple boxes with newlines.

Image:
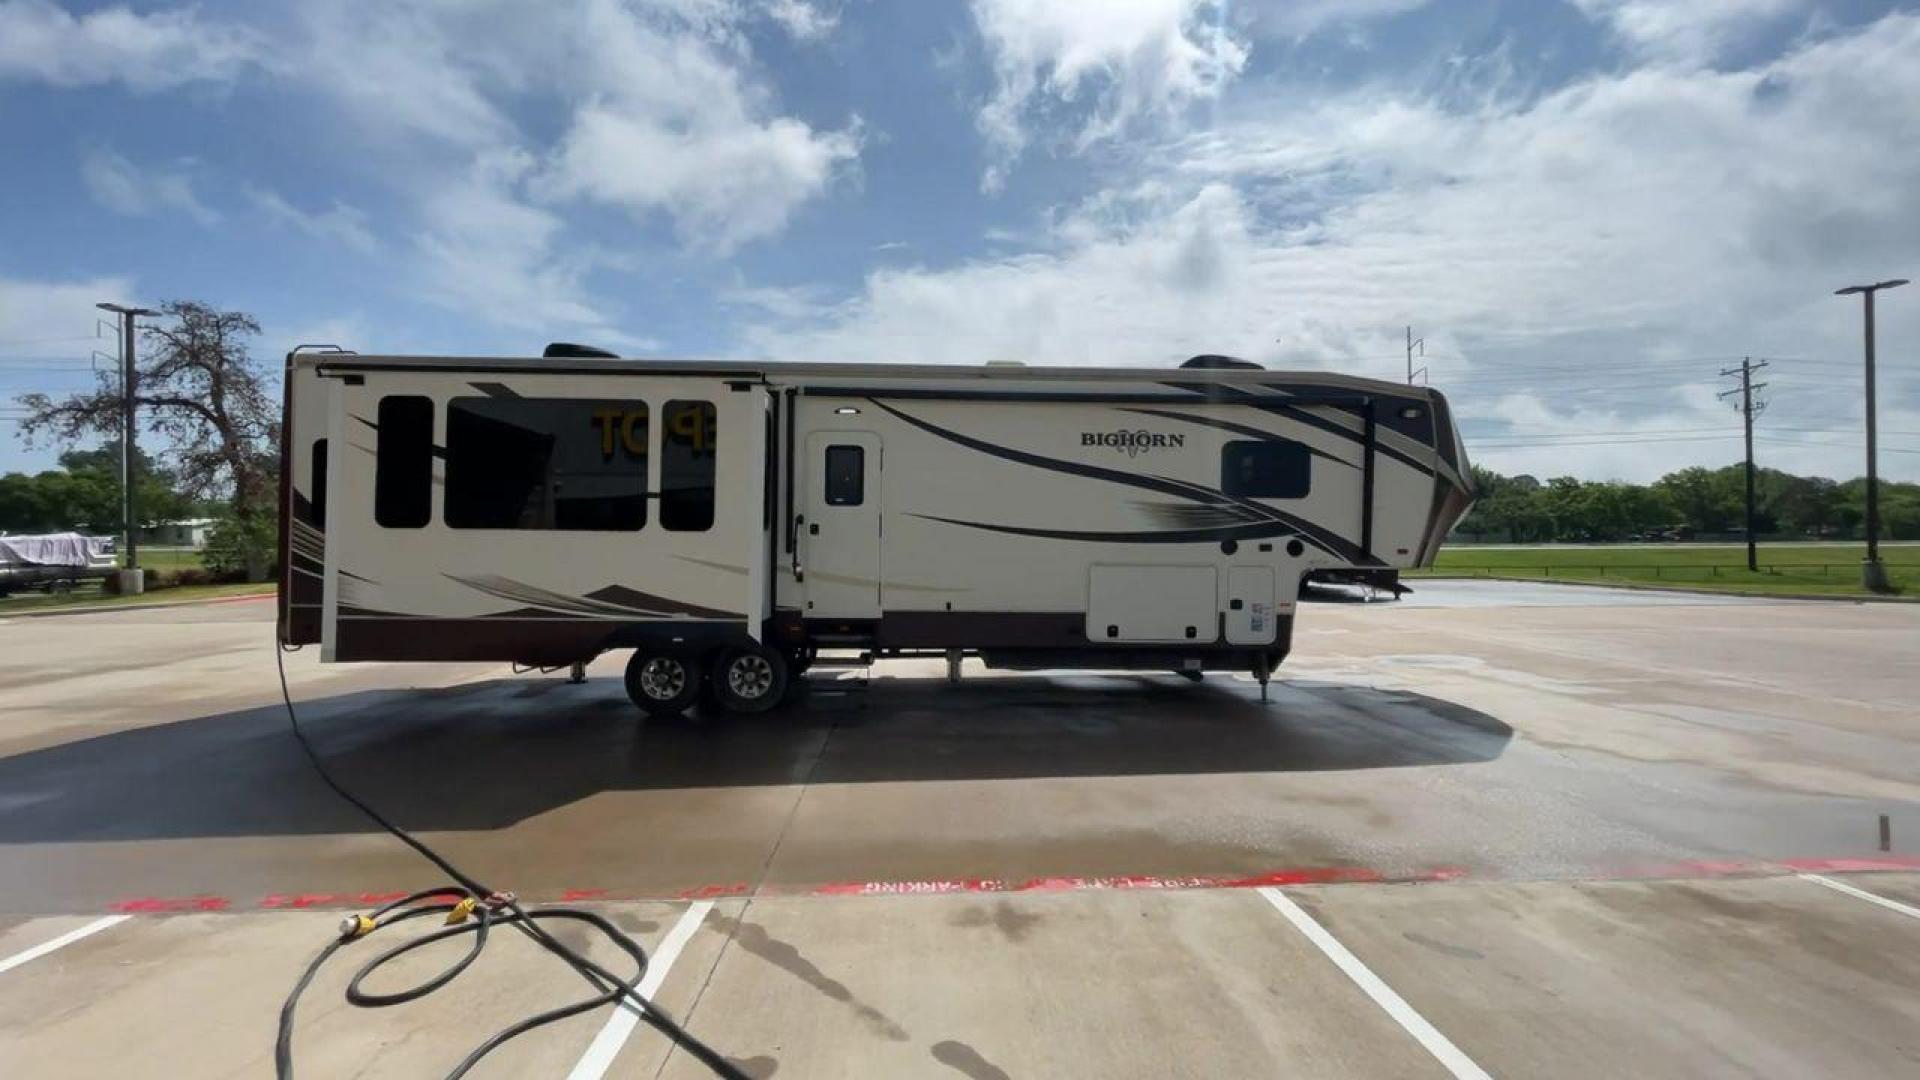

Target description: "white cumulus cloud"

left=81, top=148, right=219, bottom=225
left=279, top=0, right=861, bottom=331
left=0, top=0, right=263, bottom=90
left=765, top=0, right=838, bottom=41
left=1573, top=0, right=1808, bottom=64
left=534, top=0, right=860, bottom=251
left=971, top=0, right=1248, bottom=191
left=249, top=190, right=378, bottom=254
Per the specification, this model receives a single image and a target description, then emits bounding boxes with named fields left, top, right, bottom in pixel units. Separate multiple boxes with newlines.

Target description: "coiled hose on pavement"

left=273, top=644, right=746, bottom=1079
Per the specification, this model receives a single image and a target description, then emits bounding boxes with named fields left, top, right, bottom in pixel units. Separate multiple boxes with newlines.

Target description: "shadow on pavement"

left=0, top=671, right=1510, bottom=842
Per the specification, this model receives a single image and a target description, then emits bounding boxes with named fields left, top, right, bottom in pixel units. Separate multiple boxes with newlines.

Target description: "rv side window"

left=661, top=400, right=716, bottom=531
left=311, top=438, right=328, bottom=530
left=374, top=396, right=433, bottom=528
left=1221, top=440, right=1311, bottom=499
left=444, top=398, right=648, bottom=531
left=824, top=445, right=864, bottom=506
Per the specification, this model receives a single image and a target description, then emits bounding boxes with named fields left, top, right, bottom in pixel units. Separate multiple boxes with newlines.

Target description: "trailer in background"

left=0, top=533, right=115, bottom=595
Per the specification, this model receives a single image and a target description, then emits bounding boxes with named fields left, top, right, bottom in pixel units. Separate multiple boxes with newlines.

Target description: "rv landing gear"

left=711, top=644, right=789, bottom=715
left=624, top=649, right=702, bottom=716
left=1253, top=655, right=1273, bottom=703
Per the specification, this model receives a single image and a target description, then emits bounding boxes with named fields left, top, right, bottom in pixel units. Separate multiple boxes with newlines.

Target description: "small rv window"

left=661, top=400, right=716, bottom=531
left=1221, top=440, right=1311, bottom=499
left=824, top=445, right=864, bottom=506
left=445, top=398, right=648, bottom=531
left=374, top=396, right=433, bottom=528
left=310, top=439, right=328, bottom=530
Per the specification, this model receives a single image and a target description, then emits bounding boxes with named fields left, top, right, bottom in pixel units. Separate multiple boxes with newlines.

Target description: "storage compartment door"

left=1224, top=566, right=1277, bottom=645
left=1086, top=565, right=1218, bottom=644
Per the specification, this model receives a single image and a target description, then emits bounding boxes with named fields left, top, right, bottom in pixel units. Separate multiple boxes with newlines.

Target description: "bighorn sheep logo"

left=1081, top=429, right=1185, bottom=458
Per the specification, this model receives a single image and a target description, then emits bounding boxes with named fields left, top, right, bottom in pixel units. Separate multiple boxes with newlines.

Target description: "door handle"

left=791, top=514, right=805, bottom=582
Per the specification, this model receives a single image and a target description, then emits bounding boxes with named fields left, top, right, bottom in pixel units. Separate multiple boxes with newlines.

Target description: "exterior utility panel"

left=278, top=352, right=1473, bottom=709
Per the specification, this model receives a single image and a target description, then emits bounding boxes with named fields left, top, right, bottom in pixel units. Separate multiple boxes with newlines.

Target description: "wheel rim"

left=727, top=654, right=775, bottom=700
left=638, top=657, right=687, bottom=700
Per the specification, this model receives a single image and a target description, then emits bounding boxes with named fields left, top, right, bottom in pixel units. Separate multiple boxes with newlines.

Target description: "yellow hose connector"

left=338, top=913, right=376, bottom=939
left=445, top=897, right=479, bottom=925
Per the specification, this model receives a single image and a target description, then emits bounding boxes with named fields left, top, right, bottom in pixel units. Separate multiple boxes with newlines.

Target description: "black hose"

left=273, top=644, right=746, bottom=1079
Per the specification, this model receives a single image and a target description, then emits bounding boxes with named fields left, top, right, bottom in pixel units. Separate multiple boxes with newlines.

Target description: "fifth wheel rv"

left=277, top=348, right=1474, bottom=715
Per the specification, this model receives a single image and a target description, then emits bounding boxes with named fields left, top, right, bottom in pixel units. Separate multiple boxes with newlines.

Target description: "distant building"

left=138, top=518, right=216, bottom=548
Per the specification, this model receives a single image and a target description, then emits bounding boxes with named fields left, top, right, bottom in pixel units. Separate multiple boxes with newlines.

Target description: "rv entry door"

left=802, top=431, right=881, bottom=619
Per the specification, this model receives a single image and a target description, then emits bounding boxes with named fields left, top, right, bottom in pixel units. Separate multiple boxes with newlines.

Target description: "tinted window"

left=824, top=445, right=864, bottom=506
left=445, top=398, right=648, bottom=531
left=374, top=396, right=433, bottom=528
left=1221, top=440, right=1311, bottom=499
left=661, top=400, right=716, bottom=531
left=311, top=438, right=328, bottom=530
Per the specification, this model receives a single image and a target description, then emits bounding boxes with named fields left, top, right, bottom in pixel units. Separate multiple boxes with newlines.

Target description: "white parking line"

left=1799, top=874, right=1920, bottom=920
left=0, top=914, right=131, bottom=977
left=1259, top=887, right=1491, bottom=1080
left=565, top=900, right=715, bottom=1080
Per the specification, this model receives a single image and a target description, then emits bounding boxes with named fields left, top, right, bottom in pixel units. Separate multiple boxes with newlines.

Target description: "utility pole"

left=1835, top=279, right=1908, bottom=592
left=1405, top=326, right=1425, bottom=385
left=94, top=302, right=159, bottom=576
left=1719, top=357, right=1769, bottom=572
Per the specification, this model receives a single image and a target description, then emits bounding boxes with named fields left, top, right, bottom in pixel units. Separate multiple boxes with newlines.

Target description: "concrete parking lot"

left=1, top=582, right=1917, bottom=1077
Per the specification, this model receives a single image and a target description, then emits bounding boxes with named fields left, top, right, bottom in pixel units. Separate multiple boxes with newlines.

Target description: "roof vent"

left=1181, top=354, right=1262, bottom=370
left=543, top=342, right=619, bottom=359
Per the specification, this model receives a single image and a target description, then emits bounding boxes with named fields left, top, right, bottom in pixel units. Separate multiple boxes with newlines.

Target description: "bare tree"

left=14, top=301, right=280, bottom=578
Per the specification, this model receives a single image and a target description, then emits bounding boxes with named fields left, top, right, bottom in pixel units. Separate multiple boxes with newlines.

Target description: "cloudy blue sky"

left=2, top=0, right=1918, bottom=481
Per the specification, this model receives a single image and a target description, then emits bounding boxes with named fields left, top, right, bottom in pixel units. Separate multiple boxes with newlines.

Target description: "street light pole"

left=94, top=302, right=160, bottom=574
left=1835, top=278, right=1908, bottom=592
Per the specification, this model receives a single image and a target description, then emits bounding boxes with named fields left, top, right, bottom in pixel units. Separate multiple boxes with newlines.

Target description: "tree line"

left=1460, top=464, right=1920, bottom=543
left=0, top=442, right=210, bottom=534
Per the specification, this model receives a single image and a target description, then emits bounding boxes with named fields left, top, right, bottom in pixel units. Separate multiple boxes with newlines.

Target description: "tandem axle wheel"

left=623, top=642, right=791, bottom=717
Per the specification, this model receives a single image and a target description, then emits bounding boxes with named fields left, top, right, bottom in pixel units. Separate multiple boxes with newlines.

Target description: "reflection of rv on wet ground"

left=0, top=533, right=116, bottom=595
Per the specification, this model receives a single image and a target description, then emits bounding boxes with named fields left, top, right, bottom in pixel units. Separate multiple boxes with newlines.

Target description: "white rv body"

left=278, top=352, right=1473, bottom=697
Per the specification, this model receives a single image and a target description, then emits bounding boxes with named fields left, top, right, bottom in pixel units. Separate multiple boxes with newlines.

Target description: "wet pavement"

left=1, top=584, right=1918, bottom=1077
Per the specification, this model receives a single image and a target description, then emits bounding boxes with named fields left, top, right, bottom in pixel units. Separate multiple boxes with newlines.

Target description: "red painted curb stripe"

left=96, top=854, right=1920, bottom=914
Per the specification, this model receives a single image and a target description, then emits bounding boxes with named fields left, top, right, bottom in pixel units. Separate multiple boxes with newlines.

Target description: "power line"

left=1464, top=425, right=1920, bottom=437
left=1465, top=425, right=1737, bottom=438
left=1470, top=434, right=1743, bottom=448
left=1442, top=370, right=1724, bottom=386
left=1759, top=435, right=1920, bottom=456
left=0, top=336, right=98, bottom=347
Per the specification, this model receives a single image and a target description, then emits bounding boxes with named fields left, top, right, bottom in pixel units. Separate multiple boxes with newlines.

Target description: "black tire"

left=710, top=644, right=789, bottom=715
left=624, top=649, right=702, bottom=716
